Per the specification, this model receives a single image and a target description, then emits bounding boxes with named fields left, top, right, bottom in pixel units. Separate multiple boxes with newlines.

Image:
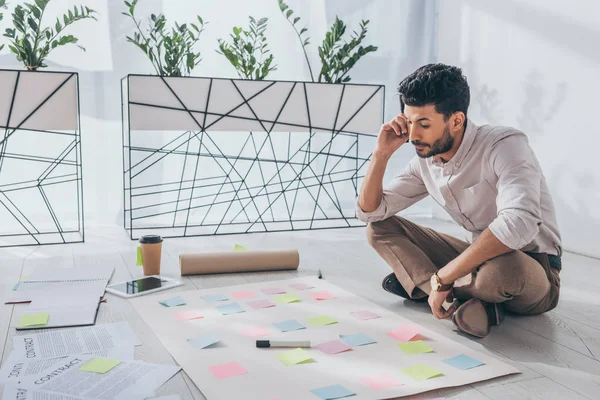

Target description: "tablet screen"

left=109, top=277, right=177, bottom=294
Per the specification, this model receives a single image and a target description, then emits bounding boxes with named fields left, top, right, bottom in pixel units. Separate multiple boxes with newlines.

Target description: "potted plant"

left=121, top=1, right=384, bottom=240
left=0, top=0, right=94, bottom=247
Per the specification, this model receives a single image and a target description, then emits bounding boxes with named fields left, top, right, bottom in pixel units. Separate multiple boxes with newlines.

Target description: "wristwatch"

left=430, top=271, right=453, bottom=292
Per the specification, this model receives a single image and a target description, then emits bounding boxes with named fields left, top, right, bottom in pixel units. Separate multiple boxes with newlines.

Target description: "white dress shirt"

left=356, top=119, right=562, bottom=256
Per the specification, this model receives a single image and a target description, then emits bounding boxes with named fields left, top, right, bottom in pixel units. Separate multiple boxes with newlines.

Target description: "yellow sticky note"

left=233, top=244, right=247, bottom=252
left=273, top=293, right=301, bottom=304
left=136, top=247, right=143, bottom=266
left=399, top=364, right=443, bottom=381
left=18, top=312, right=49, bottom=327
left=79, top=358, right=122, bottom=374
left=275, top=348, right=313, bottom=366
left=396, top=340, right=434, bottom=355
left=307, top=315, right=338, bottom=326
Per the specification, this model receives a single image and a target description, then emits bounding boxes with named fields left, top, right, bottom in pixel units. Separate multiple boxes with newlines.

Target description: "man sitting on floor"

left=356, top=63, right=562, bottom=338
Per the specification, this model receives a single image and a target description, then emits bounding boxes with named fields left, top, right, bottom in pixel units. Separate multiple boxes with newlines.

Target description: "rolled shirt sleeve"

left=487, top=134, right=543, bottom=249
left=356, top=156, right=429, bottom=223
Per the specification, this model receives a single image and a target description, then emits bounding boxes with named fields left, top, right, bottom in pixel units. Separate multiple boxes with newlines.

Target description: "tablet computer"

left=105, top=275, right=183, bottom=298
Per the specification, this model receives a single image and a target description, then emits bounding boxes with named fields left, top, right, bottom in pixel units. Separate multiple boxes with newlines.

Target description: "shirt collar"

left=432, top=119, right=478, bottom=168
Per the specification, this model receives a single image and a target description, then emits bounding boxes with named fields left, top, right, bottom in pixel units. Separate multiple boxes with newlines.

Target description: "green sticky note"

left=79, top=358, right=122, bottom=374
left=136, top=247, right=143, bottom=266
left=396, top=340, right=434, bottom=355
left=233, top=244, right=248, bottom=252
left=275, top=348, right=313, bottom=366
left=18, top=312, right=49, bottom=327
left=399, top=364, right=443, bottom=381
left=273, top=293, right=301, bottom=304
left=307, top=315, right=338, bottom=326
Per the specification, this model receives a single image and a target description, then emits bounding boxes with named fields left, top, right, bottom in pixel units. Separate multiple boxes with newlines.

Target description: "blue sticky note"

left=216, top=302, right=245, bottom=315
left=274, top=319, right=306, bottom=332
left=187, top=333, right=220, bottom=349
left=443, top=354, right=485, bottom=370
left=159, top=296, right=186, bottom=307
left=339, top=333, right=376, bottom=347
left=310, top=384, right=356, bottom=399
left=202, top=293, right=229, bottom=303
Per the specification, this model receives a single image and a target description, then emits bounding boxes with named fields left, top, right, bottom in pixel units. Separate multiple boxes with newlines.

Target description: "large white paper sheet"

left=130, top=277, right=519, bottom=399
left=12, top=322, right=141, bottom=360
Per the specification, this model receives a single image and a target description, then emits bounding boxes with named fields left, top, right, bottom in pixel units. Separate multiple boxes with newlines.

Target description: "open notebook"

left=8, top=265, right=114, bottom=330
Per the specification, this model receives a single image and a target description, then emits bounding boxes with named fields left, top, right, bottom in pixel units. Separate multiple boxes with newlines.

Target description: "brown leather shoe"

left=451, top=298, right=505, bottom=338
left=381, top=273, right=428, bottom=302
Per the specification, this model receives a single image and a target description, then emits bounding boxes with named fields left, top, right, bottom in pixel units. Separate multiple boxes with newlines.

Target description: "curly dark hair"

left=397, top=63, right=470, bottom=121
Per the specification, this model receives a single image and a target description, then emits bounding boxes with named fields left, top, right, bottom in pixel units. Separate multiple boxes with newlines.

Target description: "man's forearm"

left=437, top=228, right=513, bottom=285
left=358, top=152, right=390, bottom=213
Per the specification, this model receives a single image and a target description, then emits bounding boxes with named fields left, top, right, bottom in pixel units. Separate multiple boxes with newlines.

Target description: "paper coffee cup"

left=138, top=235, right=163, bottom=276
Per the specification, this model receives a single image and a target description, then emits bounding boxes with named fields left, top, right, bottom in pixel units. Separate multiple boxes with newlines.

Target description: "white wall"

left=0, top=0, right=437, bottom=230
left=435, top=0, right=600, bottom=258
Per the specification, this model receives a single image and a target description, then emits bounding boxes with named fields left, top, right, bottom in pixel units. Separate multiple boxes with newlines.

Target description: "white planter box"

left=122, top=75, right=384, bottom=239
left=0, top=69, right=84, bottom=247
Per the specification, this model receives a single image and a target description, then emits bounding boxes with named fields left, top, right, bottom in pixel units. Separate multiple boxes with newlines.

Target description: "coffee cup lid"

left=139, top=235, right=163, bottom=244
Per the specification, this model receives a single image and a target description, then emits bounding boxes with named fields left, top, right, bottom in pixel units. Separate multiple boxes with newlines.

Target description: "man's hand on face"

left=373, top=114, right=410, bottom=159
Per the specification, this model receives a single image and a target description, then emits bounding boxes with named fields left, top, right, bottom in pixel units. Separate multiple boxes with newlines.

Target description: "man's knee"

left=366, top=216, right=408, bottom=247
left=472, top=252, right=533, bottom=298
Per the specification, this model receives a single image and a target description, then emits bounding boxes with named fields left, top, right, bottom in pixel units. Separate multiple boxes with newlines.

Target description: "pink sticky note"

left=174, top=310, right=204, bottom=321
left=310, top=291, right=336, bottom=301
left=232, top=291, right=256, bottom=299
left=248, top=299, right=276, bottom=309
left=290, top=282, right=314, bottom=290
left=387, top=325, right=421, bottom=342
left=316, top=340, right=352, bottom=355
left=209, top=362, right=248, bottom=379
left=241, top=326, right=271, bottom=338
left=360, top=373, right=404, bottom=390
left=351, top=311, right=380, bottom=320
left=262, top=288, right=286, bottom=295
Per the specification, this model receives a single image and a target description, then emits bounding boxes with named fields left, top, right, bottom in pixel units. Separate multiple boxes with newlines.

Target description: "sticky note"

left=443, top=354, right=485, bottom=370
left=350, top=310, right=380, bottom=320
left=136, top=247, right=143, bottom=266
left=275, top=348, right=313, bottom=366
left=310, top=291, right=336, bottom=301
left=232, top=291, right=256, bottom=299
left=209, top=362, right=247, bottom=379
left=290, top=282, right=314, bottom=290
left=79, top=358, right=122, bottom=374
left=396, top=340, right=434, bottom=354
left=174, top=310, right=203, bottom=321
left=18, top=312, right=49, bottom=327
left=187, top=333, right=220, bottom=349
left=340, top=333, right=376, bottom=347
left=274, top=319, right=305, bottom=332
left=202, top=293, right=229, bottom=302
left=159, top=296, right=186, bottom=307
left=307, top=315, right=337, bottom=326
left=316, top=340, right=352, bottom=355
left=262, top=288, right=286, bottom=295
left=241, top=326, right=270, bottom=338
left=387, top=325, right=421, bottom=342
left=399, top=364, right=443, bottom=381
left=216, top=302, right=245, bottom=315
left=360, top=373, right=404, bottom=390
left=310, top=384, right=356, bottom=399
left=233, top=244, right=248, bottom=251
left=248, top=299, right=276, bottom=309
left=273, top=293, right=301, bottom=304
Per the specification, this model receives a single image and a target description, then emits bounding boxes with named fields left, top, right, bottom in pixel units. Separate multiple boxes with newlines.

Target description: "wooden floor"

left=1, top=217, right=599, bottom=399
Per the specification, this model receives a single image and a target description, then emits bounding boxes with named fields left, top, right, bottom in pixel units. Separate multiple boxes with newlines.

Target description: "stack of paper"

left=1, top=322, right=181, bottom=400
left=7, top=265, right=114, bottom=330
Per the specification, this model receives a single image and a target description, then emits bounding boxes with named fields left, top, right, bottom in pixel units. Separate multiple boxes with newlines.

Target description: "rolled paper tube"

left=179, top=249, right=300, bottom=275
